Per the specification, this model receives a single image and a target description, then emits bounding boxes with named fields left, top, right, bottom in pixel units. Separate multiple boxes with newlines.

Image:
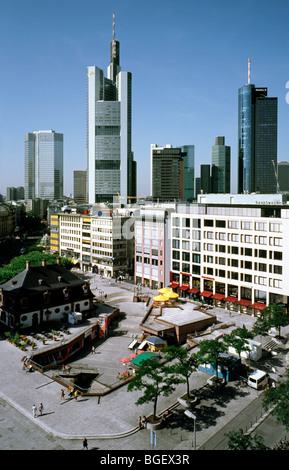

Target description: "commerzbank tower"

left=86, top=12, right=136, bottom=204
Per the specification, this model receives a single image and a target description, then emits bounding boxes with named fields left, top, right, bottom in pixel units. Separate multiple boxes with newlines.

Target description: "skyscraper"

left=86, top=13, right=136, bottom=204
left=24, top=130, right=63, bottom=200
left=151, top=144, right=194, bottom=202
left=73, top=170, right=87, bottom=204
left=211, top=136, right=231, bottom=193
left=238, top=59, right=277, bottom=194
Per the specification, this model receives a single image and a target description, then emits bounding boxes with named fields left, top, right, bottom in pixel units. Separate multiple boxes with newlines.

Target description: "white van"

left=247, top=370, right=270, bottom=390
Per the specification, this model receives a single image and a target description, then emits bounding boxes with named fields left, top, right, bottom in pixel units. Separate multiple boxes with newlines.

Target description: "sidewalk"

left=0, top=274, right=288, bottom=450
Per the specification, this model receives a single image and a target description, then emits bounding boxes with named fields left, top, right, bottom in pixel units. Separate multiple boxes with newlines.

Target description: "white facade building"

left=169, top=195, right=289, bottom=315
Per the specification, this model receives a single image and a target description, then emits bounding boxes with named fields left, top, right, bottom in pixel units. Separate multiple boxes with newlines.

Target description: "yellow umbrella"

left=163, top=291, right=179, bottom=299
left=153, top=295, right=169, bottom=302
left=157, top=288, right=172, bottom=294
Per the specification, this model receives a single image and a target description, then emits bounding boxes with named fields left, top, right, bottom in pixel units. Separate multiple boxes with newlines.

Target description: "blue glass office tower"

left=238, top=81, right=277, bottom=194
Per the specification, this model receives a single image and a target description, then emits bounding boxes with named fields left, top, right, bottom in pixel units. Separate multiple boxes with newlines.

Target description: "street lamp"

left=184, top=410, right=197, bottom=450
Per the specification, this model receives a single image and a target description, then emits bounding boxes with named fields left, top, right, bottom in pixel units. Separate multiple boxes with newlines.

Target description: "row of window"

left=172, top=217, right=282, bottom=232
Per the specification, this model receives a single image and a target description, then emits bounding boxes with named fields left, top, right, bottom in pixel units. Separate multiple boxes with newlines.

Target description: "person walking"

left=74, top=389, right=78, bottom=401
left=38, top=403, right=44, bottom=416
left=61, top=389, right=65, bottom=400
left=32, top=404, right=37, bottom=418
left=82, top=438, right=88, bottom=450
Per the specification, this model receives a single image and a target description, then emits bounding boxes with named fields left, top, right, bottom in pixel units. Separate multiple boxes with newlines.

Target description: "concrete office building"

left=50, top=206, right=134, bottom=277
left=24, top=130, right=63, bottom=201
left=134, top=203, right=176, bottom=289
left=169, top=194, right=289, bottom=315
left=86, top=13, right=136, bottom=204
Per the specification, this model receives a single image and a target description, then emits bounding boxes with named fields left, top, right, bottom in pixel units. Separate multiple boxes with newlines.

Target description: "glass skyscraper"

left=211, top=136, right=231, bottom=193
left=238, top=82, right=277, bottom=194
left=86, top=13, right=136, bottom=204
left=24, top=130, right=63, bottom=200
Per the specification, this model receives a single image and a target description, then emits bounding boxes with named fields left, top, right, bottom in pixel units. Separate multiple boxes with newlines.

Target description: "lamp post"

left=184, top=410, right=197, bottom=450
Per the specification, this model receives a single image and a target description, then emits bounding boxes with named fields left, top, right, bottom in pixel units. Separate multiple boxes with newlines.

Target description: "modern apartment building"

left=169, top=194, right=289, bottom=315
left=50, top=206, right=134, bottom=277
left=134, top=204, right=176, bottom=289
left=238, top=61, right=277, bottom=194
left=211, top=136, right=231, bottom=193
left=24, top=130, right=63, bottom=201
left=86, top=13, right=136, bottom=204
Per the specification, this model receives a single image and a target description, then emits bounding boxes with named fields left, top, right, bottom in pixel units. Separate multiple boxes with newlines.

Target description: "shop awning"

left=168, top=282, right=179, bottom=288
left=179, top=284, right=190, bottom=291
left=250, top=302, right=266, bottom=311
left=188, top=287, right=200, bottom=294
left=224, top=296, right=238, bottom=303
left=200, top=291, right=213, bottom=298
left=212, top=293, right=225, bottom=300
left=237, top=299, right=252, bottom=307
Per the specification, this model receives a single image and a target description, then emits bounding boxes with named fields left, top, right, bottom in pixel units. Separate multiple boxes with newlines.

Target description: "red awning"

left=188, top=287, right=200, bottom=294
left=237, top=299, right=251, bottom=306
left=250, top=302, right=266, bottom=310
left=212, top=293, right=225, bottom=300
left=224, top=296, right=238, bottom=303
left=200, top=291, right=213, bottom=298
left=168, top=282, right=179, bottom=288
left=179, top=284, right=190, bottom=291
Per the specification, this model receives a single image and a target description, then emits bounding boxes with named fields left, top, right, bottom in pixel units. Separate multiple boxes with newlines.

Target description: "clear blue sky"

left=1, top=0, right=289, bottom=197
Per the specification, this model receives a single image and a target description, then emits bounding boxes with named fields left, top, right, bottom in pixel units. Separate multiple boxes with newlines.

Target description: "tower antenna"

left=113, top=11, right=115, bottom=41
left=248, top=57, right=251, bottom=84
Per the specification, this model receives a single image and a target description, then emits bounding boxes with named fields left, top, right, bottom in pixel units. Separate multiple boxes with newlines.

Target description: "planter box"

left=178, top=394, right=199, bottom=408
left=207, top=375, right=225, bottom=386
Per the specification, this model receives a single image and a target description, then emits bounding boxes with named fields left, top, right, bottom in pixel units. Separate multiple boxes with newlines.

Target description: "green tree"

left=263, top=369, right=289, bottom=431
left=0, top=252, right=73, bottom=285
left=223, top=327, right=255, bottom=369
left=127, top=357, right=182, bottom=420
left=198, top=339, right=228, bottom=382
left=263, top=303, right=289, bottom=337
left=225, top=429, right=268, bottom=450
left=163, top=345, right=199, bottom=398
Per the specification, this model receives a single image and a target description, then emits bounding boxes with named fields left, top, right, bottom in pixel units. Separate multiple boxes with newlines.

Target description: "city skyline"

left=1, top=0, right=289, bottom=198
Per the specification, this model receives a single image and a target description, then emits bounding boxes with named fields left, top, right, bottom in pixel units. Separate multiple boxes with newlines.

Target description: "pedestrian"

left=82, top=438, right=88, bottom=450
left=138, top=416, right=143, bottom=429
left=61, top=389, right=65, bottom=400
left=91, top=346, right=95, bottom=354
left=32, top=404, right=37, bottom=418
left=38, top=403, right=44, bottom=416
left=141, top=416, right=147, bottom=428
left=74, top=389, right=78, bottom=401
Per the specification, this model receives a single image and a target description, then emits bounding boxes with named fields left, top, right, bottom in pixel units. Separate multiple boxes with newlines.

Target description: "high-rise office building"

left=200, top=164, right=211, bottom=194
left=86, top=13, right=136, bottom=204
left=238, top=59, right=277, bottom=194
left=182, top=145, right=195, bottom=201
left=211, top=136, right=231, bottom=193
left=24, top=130, right=63, bottom=201
left=73, top=170, right=87, bottom=204
left=277, top=162, right=289, bottom=192
left=151, top=144, right=194, bottom=202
